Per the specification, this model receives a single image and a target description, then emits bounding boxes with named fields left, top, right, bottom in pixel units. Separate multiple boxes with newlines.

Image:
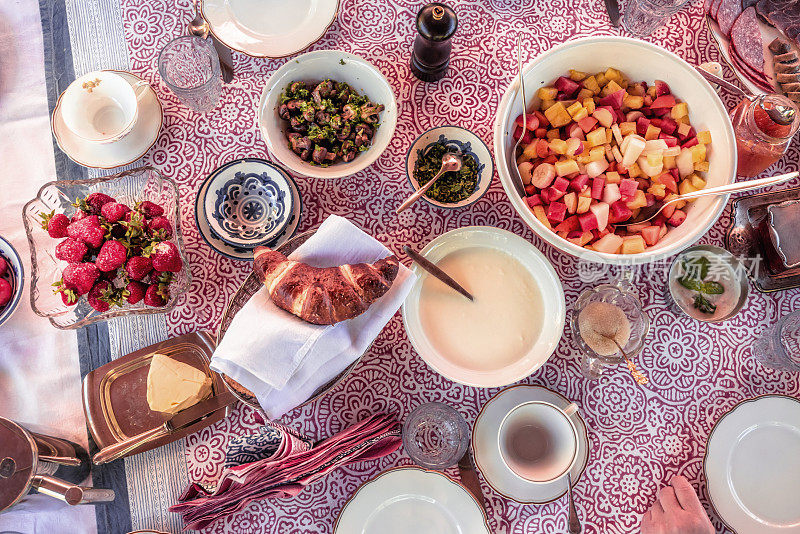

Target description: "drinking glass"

left=158, top=36, right=222, bottom=112
left=753, top=310, right=800, bottom=372
left=623, top=0, right=692, bottom=37
left=402, top=402, right=469, bottom=469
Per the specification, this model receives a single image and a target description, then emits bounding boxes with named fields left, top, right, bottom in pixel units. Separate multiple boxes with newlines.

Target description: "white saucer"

left=201, top=0, right=339, bottom=58
left=472, top=385, right=589, bottom=504
left=704, top=395, right=800, bottom=534
left=195, top=159, right=302, bottom=261
left=52, top=70, right=163, bottom=169
left=334, top=466, right=491, bottom=534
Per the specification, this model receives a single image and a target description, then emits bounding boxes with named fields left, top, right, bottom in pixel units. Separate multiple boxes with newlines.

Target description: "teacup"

left=498, top=401, right=579, bottom=483
left=60, top=71, right=149, bottom=144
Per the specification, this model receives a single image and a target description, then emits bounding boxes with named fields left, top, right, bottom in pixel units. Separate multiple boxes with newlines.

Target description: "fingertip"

left=670, top=474, right=690, bottom=487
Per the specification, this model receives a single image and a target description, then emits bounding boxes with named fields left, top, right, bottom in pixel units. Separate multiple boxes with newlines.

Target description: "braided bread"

left=253, top=246, right=400, bottom=325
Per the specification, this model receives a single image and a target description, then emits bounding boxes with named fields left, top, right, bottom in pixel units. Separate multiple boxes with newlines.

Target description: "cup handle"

left=563, top=403, right=579, bottom=417
left=131, top=80, right=150, bottom=102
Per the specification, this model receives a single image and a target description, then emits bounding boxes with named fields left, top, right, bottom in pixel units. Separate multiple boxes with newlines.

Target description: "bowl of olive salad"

left=405, top=126, right=494, bottom=210
left=258, top=50, right=397, bottom=179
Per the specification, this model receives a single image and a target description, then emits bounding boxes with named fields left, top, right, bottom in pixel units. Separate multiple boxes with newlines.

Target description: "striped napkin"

left=170, top=413, right=402, bottom=531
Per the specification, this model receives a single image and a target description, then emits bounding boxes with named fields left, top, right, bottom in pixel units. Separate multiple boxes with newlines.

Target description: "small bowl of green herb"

left=405, top=126, right=493, bottom=210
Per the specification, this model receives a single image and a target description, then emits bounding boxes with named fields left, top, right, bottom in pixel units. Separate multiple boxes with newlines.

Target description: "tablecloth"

left=7, top=0, right=800, bottom=532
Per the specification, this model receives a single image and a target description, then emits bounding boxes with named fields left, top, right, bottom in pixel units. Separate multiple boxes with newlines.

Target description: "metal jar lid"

left=0, top=417, right=38, bottom=512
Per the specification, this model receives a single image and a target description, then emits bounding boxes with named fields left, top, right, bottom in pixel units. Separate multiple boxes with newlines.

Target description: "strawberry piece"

left=148, top=241, right=183, bottom=273
left=67, top=215, right=105, bottom=248
left=100, top=202, right=131, bottom=223
left=55, top=238, right=88, bottom=264
left=60, top=289, right=78, bottom=306
left=147, top=216, right=173, bottom=239
left=62, top=263, right=100, bottom=295
left=87, top=280, right=112, bottom=312
left=137, top=201, right=164, bottom=218
left=125, top=281, right=147, bottom=305
left=96, top=240, right=127, bottom=272
left=0, top=279, right=11, bottom=307
left=144, top=283, right=168, bottom=307
left=77, top=193, right=115, bottom=215
left=668, top=210, right=687, bottom=227
left=0, top=256, right=6, bottom=277
left=126, top=256, right=153, bottom=281
left=39, top=211, right=70, bottom=238
left=70, top=210, right=88, bottom=223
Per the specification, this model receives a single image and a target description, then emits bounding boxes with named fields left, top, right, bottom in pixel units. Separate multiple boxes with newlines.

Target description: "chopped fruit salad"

left=515, top=68, right=712, bottom=255
left=40, top=193, right=183, bottom=312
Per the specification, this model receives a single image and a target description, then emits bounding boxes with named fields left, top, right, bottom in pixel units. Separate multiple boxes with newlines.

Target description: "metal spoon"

left=567, top=472, right=581, bottom=534
left=403, top=245, right=473, bottom=301
left=616, top=171, right=799, bottom=227
left=612, top=339, right=648, bottom=385
left=396, top=152, right=462, bottom=214
left=695, top=67, right=751, bottom=100
left=509, top=33, right=528, bottom=198
left=187, top=0, right=234, bottom=83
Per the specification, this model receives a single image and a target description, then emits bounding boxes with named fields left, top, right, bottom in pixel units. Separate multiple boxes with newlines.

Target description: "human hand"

left=640, top=476, right=715, bottom=534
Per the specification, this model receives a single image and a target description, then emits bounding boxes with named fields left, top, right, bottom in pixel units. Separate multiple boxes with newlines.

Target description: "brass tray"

left=82, top=331, right=234, bottom=452
left=217, top=229, right=364, bottom=416
left=724, top=185, right=800, bottom=292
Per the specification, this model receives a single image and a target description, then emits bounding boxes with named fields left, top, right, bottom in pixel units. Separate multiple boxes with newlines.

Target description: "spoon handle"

left=403, top=246, right=474, bottom=301
left=567, top=473, right=582, bottom=534
left=695, top=67, right=751, bottom=100
left=396, top=168, right=446, bottom=214
left=667, top=171, right=798, bottom=204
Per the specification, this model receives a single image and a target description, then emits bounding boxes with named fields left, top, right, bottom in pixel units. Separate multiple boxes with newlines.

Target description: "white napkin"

left=211, top=215, right=415, bottom=419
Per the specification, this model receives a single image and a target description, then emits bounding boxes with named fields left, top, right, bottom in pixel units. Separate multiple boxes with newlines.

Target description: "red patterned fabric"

left=119, top=1, right=800, bottom=532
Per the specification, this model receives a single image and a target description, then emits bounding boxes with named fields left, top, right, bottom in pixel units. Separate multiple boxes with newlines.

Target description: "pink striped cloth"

left=170, top=413, right=402, bottom=531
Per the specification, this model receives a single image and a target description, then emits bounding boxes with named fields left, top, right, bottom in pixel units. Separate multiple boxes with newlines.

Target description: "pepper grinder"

left=410, top=2, right=457, bottom=82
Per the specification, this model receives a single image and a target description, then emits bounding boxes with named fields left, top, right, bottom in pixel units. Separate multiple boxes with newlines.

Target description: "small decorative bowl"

left=405, top=125, right=494, bottom=210
left=0, top=236, right=24, bottom=326
left=21, top=167, right=191, bottom=330
left=202, top=158, right=293, bottom=248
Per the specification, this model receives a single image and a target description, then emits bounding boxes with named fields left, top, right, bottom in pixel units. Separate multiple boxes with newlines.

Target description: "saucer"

left=203, top=159, right=293, bottom=248
left=704, top=395, right=800, bottom=533
left=51, top=70, right=163, bottom=169
left=195, top=159, right=302, bottom=261
left=472, top=384, right=589, bottom=504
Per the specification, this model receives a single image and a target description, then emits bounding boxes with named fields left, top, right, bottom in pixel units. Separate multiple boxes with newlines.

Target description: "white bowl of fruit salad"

left=494, top=37, right=737, bottom=264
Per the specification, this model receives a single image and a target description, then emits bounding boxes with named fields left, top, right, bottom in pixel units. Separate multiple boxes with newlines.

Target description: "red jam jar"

left=729, top=94, right=799, bottom=177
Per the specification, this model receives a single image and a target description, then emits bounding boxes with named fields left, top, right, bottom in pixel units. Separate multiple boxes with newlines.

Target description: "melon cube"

left=555, top=159, right=580, bottom=177
left=647, top=183, right=667, bottom=198
left=694, top=161, right=709, bottom=172
left=671, top=102, right=689, bottom=119
left=583, top=98, right=596, bottom=114
left=621, top=235, right=646, bottom=254
left=644, top=124, right=662, bottom=140
left=589, top=146, right=606, bottom=161
left=602, top=183, right=622, bottom=204
left=606, top=171, right=622, bottom=184
left=532, top=205, right=552, bottom=230
left=678, top=179, right=697, bottom=196
left=568, top=231, right=594, bottom=246
left=641, top=226, right=662, bottom=246
left=592, top=233, right=624, bottom=254
left=544, top=102, right=572, bottom=128
left=572, top=107, right=589, bottom=121
left=690, top=174, right=706, bottom=190
left=589, top=202, right=610, bottom=231
left=624, top=94, right=644, bottom=109
left=541, top=99, right=556, bottom=111
left=697, top=130, right=712, bottom=144
left=538, top=87, right=558, bottom=100
left=690, top=144, right=706, bottom=163
left=576, top=195, right=592, bottom=214
left=566, top=101, right=584, bottom=117
left=549, top=138, right=568, bottom=155
left=564, top=192, right=578, bottom=214
left=578, top=116, right=599, bottom=133
left=626, top=190, right=648, bottom=209
left=582, top=75, right=600, bottom=93
left=677, top=122, right=692, bottom=138
left=619, top=121, right=637, bottom=136
left=586, top=127, right=607, bottom=148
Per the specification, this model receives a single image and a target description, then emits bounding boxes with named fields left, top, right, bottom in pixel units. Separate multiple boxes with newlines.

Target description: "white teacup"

left=60, top=71, right=149, bottom=144
left=498, top=401, right=579, bottom=483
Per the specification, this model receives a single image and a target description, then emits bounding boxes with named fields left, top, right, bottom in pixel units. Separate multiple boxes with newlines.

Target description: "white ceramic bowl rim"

left=0, top=236, right=24, bottom=326
left=493, top=36, right=737, bottom=265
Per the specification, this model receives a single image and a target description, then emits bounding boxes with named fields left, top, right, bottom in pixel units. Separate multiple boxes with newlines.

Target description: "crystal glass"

left=623, top=0, right=692, bottom=37
left=753, top=311, right=800, bottom=372
left=158, top=36, right=222, bottom=112
left=402, top=402, right=469, bottom=469
left=21, top=167, right=191, bottom=329
left=571, top=279, right=650, bottom=379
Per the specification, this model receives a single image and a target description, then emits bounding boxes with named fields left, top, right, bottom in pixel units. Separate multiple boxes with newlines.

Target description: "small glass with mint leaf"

left=667, top=245, right=749, bottom=323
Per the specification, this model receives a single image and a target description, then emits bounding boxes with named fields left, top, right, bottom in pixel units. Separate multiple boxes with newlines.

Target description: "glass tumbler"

left=402, top=402, right=469, bottom=469
left=623, top=0, right=692, bottom=37
left=753, top=310, right=800, bottom=372
left=158, top=36, right=222, bottom=112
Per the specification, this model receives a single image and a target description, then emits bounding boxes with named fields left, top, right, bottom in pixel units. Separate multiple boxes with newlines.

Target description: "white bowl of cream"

left=401, top=226, right=566, bottom=388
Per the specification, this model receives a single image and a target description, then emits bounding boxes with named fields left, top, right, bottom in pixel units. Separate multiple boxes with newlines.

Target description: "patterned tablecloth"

left=115, top=1, right=800, bottom=532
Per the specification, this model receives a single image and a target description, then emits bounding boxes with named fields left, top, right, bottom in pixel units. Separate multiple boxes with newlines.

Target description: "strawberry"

left=148, top=241, right=182, bottom=272
left=71, top=210, right=88, bottom=223
left=83, top=192, right=115, bottom=214
left=87, top=280, right=112, bottom=312
left=137, top=200, right=164, bottom=218
left=0, top=279, right=11, bottom=307
left=96, top=240, right=127, bottom=272
left=62, top=262, right=100, bottom=295
left=100, top=202, right=130, bottom=223
left=0, top=256, right=6, bottom=277
left=144, top=283, right=168, bottom=307
left=39, top=211, right=70, bottom=238
left=147, top=216, right=173, bottom=239
left=125, top=281, right=147, bottom=304
left=67, top=215, right=106, bottom=248
left=125, top=256, right=152, bottom=281
left=60, top=288, right=78, bottom=306
left=55, top=238, right=88, bottom=264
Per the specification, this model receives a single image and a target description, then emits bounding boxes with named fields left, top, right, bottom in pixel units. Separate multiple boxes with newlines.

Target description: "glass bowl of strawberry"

left=22, top=166, right=191, bottom=329
left=0, top=236, right=24, bottom=327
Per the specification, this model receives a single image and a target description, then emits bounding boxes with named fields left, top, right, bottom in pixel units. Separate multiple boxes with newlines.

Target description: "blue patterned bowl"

left=203, top=159, right=294, bottom=248
left=0, top=236, right=24, bottom=327
left=405, top=126, right=494, bottom=210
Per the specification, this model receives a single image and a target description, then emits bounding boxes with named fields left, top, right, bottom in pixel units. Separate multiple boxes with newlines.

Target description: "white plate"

left=401, top=226, right=565, bottom=388
left=195, top=159, right=302, bottom=261
left=201, top=0, right=339, bottom=58
left=52, top=71, right=163, bottom=169
left=472, top=385, right=589, bottom=504
left=704, top=395, right=800, bottom=533
left=334, top=467, right=490, bottom=534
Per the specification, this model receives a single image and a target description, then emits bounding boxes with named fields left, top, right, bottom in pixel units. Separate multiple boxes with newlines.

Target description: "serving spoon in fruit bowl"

left=616, top=171, right=799, bottom=227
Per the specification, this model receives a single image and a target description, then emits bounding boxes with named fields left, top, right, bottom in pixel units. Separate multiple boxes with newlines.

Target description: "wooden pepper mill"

left=410, top=2, right=458, bottom=82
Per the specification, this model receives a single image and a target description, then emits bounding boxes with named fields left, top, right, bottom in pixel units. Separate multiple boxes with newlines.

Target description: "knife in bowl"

left=605, top=0, right=621, bottom=27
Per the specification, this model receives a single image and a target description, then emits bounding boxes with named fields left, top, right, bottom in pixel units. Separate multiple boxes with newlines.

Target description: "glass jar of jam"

left=729, top=93, right=799, bottom=177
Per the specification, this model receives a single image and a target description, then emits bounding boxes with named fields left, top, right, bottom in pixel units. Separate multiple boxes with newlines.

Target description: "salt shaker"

left=410, top=2, right=457, bottom=82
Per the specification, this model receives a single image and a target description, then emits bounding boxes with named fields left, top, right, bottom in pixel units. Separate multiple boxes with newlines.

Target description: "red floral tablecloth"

left=121, top=1, right=800, bottom=532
